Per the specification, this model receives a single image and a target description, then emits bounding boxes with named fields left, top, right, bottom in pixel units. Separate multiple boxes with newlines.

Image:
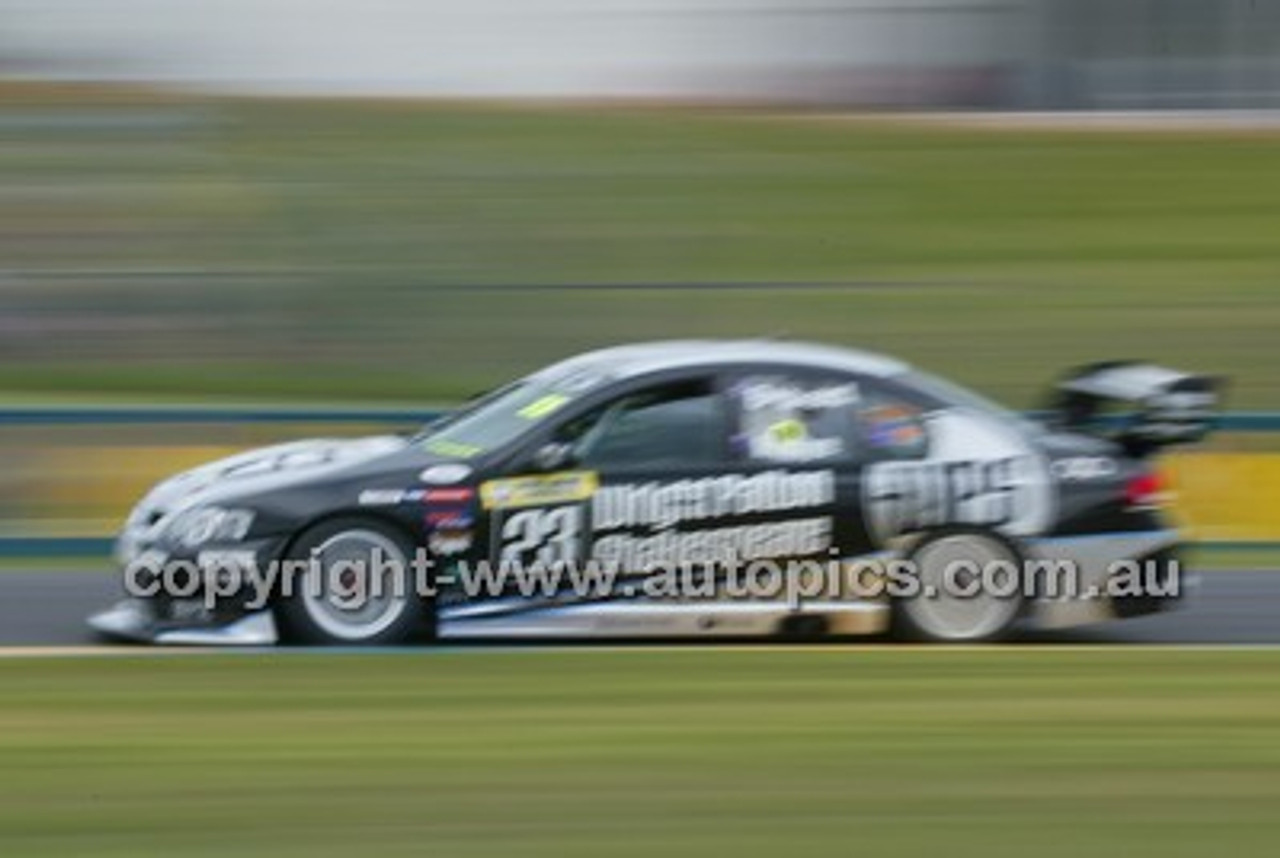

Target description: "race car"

left=90, top=340, right=1220, bottom=646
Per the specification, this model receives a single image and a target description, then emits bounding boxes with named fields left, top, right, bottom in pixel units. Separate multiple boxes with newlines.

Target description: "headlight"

left=165, top=507, right=256, bottom=549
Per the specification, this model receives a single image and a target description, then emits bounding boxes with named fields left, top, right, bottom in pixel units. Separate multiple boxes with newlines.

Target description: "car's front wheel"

left=274, top=517, right=433, bottom=646
left=893, top=528, right=1024, bottom=643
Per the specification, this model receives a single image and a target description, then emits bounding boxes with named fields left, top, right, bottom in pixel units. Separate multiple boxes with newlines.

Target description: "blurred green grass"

left=1, top=649, right=1279, bottom=857
left=3, top=98, right=1278, bottom=405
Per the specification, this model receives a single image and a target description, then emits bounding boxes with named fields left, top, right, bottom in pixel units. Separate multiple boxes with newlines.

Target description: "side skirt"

left=439, top=599, right=889, bottom=639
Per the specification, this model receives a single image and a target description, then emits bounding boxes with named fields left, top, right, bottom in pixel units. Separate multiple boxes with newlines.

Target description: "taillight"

left=1125, top=471, right=1165, bottom=508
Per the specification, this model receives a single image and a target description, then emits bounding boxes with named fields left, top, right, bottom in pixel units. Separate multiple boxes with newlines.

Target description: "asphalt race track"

left=0, top=568, right=1276, bottom=647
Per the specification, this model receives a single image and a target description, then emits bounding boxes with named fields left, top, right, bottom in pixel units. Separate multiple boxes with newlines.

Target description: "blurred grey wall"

left=5, top=0, right=1278, bottom=108
left=2, top=0, right=1022, bottom=107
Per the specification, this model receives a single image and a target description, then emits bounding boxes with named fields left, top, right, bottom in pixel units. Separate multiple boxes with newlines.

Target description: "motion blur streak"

left=2, top=651, right=1280, bottom=856
left=2, top=3, right=1279, bottom=856
left=8, top=440, right=1280, bottom=544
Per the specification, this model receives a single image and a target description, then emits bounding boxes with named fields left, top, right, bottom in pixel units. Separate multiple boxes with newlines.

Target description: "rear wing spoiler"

left=1047, top=362, right=1224, bottom=456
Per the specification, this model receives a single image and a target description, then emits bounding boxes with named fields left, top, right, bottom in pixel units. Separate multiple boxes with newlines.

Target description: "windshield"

left=416, top=381, right=577, bottom=458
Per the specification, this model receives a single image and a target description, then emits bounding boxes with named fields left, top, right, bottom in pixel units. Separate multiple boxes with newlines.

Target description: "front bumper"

left=92, top=533, right=289, bottom=644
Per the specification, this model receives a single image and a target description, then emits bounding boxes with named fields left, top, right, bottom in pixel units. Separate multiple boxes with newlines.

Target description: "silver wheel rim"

left=299, top=529, right=410, bottom=641
left=903, top=534, right=1021, bottom=641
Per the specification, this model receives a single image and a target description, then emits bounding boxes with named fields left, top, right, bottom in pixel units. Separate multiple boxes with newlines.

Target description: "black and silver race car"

left=90, top=340, right=1219, bottom=645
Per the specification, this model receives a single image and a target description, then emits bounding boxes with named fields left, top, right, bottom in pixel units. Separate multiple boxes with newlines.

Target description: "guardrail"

left=1, top=407, right=1277, bottom=558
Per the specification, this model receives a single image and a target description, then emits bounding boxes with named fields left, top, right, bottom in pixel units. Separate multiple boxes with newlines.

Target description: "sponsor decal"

left=426, top=510, right=475, bottom=529
left=592, top=470, right=834, bottom=531
left=499, top=506, right=583, bottom=564
left=861, top=409, right=1055, bottom=542
left=516, top=393, right=570, bottom=420
left=359, top=488, right=408, bottom=506
left=593, top=517, right=832, bottom=570
left=735, top=379, right=856, bottom=464
left=491, top=470, right=837, bottom=569
left=424, top=439, right=483, bottom=459
left=739, top=381, right=859, bottom=412
left=749, top=420, right=843, bottom=463
left=424, top=487, right=476, bottom=504
left=864, top=455, right=1045, bottom=540
left=481, top=471, right=599, bottom=510
left=1051, top=457, right=1119, bottom=482
left=496, top=503, right=832, bottom=569
left=361, top=486, right=477, bottom=506
left=863, top=405, right=926, bottom=451
left=429, top=529, right=474, bottom=556
left=419, top=464, right=473, bottom=485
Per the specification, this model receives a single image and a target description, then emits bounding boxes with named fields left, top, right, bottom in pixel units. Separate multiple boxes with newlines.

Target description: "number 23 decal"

left=499, top=506, right=583, bottom=564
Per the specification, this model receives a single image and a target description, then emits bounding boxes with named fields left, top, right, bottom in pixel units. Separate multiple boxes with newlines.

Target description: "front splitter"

left=89, top=600, right=280, bottom=646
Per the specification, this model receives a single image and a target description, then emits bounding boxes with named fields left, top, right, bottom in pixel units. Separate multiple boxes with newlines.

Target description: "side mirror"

left=532, top=442, right=574, bottom=472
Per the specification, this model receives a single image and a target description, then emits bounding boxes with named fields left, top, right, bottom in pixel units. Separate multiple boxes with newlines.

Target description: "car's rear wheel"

left=275, top=517, right=433, bottom=646
left=893, top=528, right=1024, bottom=643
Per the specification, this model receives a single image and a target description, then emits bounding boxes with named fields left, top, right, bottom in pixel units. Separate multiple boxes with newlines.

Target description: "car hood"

left=131, top=435, right=410, bottom=520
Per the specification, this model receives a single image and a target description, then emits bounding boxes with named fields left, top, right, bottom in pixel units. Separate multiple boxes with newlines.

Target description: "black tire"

left=892, top=527, right=1025, bottom=643
left=274, top=517, right=434, bottom=646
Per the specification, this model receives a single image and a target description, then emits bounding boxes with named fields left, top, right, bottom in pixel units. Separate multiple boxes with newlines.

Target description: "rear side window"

left=853, top=381, right=930, bottom=461
left=728, top=372, right=931, bottom=464
left=729, top=374, right=860, bottom=465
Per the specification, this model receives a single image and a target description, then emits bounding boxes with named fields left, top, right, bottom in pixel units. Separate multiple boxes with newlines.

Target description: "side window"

left=570, top=380, right=724, bottom=469
left=853, top=380, right=930, bottom=461
left=729, top=374, right=859, bottom=465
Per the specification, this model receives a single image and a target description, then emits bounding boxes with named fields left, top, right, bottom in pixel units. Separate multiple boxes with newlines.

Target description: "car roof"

left=534, top=339, right=909, bottom=384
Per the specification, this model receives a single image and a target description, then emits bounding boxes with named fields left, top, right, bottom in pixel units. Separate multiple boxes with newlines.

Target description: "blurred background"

left=0, top=0, right=1277, bottom=544
left=2, top=7, right=1280, bottom=858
